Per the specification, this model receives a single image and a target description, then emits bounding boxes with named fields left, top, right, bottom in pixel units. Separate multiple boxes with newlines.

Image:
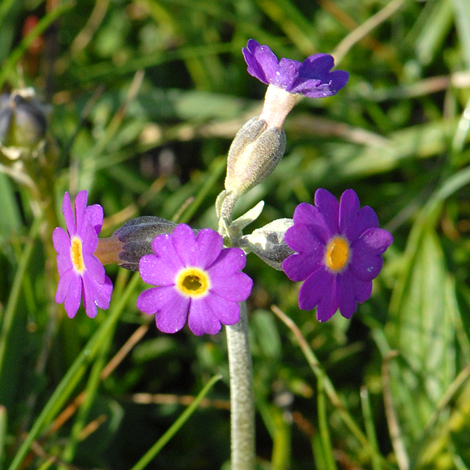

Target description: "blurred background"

left=1, top=0, right=470, bottom=468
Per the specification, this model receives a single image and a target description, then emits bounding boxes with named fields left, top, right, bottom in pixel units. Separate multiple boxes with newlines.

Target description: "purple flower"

left=53, top=191, right=113, bottom=318
left=282, top=189, right=392, bottom=322
left=242, top=39, right=349, bottom=98
left=137, top=224, right=253, bottom=336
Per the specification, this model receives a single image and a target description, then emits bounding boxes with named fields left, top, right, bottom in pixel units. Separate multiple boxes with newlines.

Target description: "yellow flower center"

left=325, top=236, right=350, bottom=272
left=175, top=267, right=210, bottom=298
left=71, top=236, right=85, bottom=273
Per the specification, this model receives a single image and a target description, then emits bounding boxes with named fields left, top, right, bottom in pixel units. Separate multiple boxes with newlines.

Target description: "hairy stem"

left=226, top=302, right=255, bottom=470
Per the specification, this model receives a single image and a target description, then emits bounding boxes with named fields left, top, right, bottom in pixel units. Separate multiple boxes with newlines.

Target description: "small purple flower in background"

left=53, top=191, right=113, bottom=318
left=283, top=189, right=393, bottom=322
left=242, top=39, right=349, bottom=99
left=137, top=224, right=253, bottom=336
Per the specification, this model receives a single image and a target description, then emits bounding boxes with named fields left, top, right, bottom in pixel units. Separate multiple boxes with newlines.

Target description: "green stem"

left=129, top=374, right=222, bottom=470
left=225, top=302, right=255, bottom=470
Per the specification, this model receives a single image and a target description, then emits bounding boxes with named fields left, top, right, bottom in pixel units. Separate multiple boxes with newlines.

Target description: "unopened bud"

left=239, top=218, right=294, bottom=270
left=224, top=117, right=286, bottom=199
left=107, top=216, right=177, bottom=271
left=0, top=90, right=47, bottom=158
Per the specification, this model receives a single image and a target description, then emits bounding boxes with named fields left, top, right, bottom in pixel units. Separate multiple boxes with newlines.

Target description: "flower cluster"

left=52, top=40, right=391, bottom=334
left=53, top=192, right=252, bottom=336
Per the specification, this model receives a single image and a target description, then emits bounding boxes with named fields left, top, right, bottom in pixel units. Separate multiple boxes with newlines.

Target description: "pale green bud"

left=224, top=117, right=286, bottom=198
left=239, top=218, right=294, bottom=270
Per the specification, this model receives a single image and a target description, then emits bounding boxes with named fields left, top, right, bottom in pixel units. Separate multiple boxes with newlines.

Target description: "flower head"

left=137, top=224, right=253, bottom=336
left=282, top=189, right=392, bottom=322
left=53, top=191, right=113, bottom=318
left=242, top=39, right=349, bottom=98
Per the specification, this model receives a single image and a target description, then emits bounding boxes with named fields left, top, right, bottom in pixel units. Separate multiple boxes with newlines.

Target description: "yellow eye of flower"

left=71, top=236, right=85, bottom=273
left=175, top=267, right=210, bottom=298
left=325, top=236, right=350, bottom=272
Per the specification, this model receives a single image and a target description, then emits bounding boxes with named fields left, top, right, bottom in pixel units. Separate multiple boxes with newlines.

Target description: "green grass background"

left=1, top=0, right=470, bottom=468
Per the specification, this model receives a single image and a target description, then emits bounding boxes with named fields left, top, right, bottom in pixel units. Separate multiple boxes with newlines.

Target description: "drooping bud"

left=238, top=218, right=294, bottom=270
left=96, top=216, right=177, bottom=271
left=0, top=90, right=48, bottom=159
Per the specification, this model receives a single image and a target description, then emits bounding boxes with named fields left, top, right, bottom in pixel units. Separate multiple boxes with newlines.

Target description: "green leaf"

left=388, top=222, right=456, bottom=449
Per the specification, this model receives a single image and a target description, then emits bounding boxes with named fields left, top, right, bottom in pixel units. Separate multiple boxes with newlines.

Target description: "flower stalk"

left=226, top=302, right=255, bottom=470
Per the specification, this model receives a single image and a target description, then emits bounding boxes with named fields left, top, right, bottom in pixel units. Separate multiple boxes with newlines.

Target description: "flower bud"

left=224, top=117, right=286, bottom=200
left=96, top=216, right=177, bottom=271
left=239, top=218, right=294, bottom=270
left=0, top=90, right=47, bottom=158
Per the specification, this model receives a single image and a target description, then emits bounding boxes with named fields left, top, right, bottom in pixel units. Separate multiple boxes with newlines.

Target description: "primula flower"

left=283, top=189, right=392, bottom=322
left=137, top=224, right=253, bottom=336
left=53, top=191, right=113, bottom=318
left=242, top=39, right=349, bottom=98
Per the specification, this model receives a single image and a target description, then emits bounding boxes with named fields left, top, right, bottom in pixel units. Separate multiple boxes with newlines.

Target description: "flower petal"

left=86, top=203, right=104, bottom=235
left=339, top=190, right=378, bottom=241
left=284, top=223, right=326, bottom=258
left=314, top=189, right=340, bottom=235
left=82, top=271, right=113, bottom=317
left=350, top=228, right=393, bottom=281
left=243, top=39, right=280, bottom=85
left=139, top=239, right=182, bottom=286
left=204, top=293, right=241, bottom=326
left=187, top=298, right=223, bottom=336
left=171, top=224, right=198, bottom=267
left=74, top=191, right=89, bottom=239
left=63, top=276, right=82, bottom=319
left=298, top=268, right=338, bottom=322
left=207, top=247, right=247, bottom=279
left=210, top=271, right=253, bottom=302
left=55, top=268, right=76, bottom=304
left=62, top=192, right=76, bottom=237
left=337, top=269, right=372, bottom=319
left=137, top=286, right=189, bottom=334
left=194, top=228, right=223, bottom=268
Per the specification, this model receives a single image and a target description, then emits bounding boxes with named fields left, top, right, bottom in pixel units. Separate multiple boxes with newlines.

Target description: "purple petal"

left=283, top=251, right=322, bottom=282
left=171, top=224, right=198, bottom=267
left=62, top=192, right=76, bottom=237
left=53, top=226, right=71, bottom=256
left=350, top=228, right=393, bottom=281
left=314, top=189, right=340, bottom=235
left=194, top=228, right=223, bottom=268
left=284, top=223, right=326, bottom=258
left=243, top=39, right=280, bottom=85
left=139, top=245, right=180, bottom=287
left=82, top=271, right=113, bottom=317
left=187, top=299, right=223, bottom=336
left=276, top=58, right=302, bottom=90
left=74, top=191, right=89, bottom=239
left=137, top=286, right=189, bottom=334
left=155, top=291, right=190, bottom=334
left=63, top=277, right=83, bottom=319
left=292, top=203, right=331, bottom=243
left=300, top=53, right=335, bottom=77
left=83, top=253, right=106, bottom=284
left=298, top=268, right=338, bottom=322
left=339, top=190, right=378, bottom=242
left=86, top=204, right=104, bottom=235
left=82, top=222, right=98, bottom=256
left=207, top=247, right=247, bottom=279
left=337, top=270, right=372, bottom=319
left=204, top=293, right=241, bottom=326
left=210, top=271, right=253, bottom=302
left=55, top=268, right=76, bottom=304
